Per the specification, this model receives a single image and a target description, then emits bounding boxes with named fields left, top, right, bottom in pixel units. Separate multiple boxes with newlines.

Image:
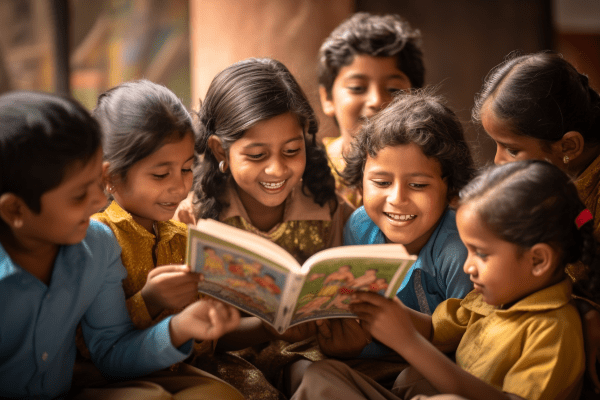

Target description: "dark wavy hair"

left=0, top=91, right=101, bottom=233
left=318, top=12, right=424, bottom=95
left=459, top=160, right=599, bottom=303
left=93, top=79, right=194, bottom=182
left=473, top=51, right=600, bottom=147
left=194, top=58, right=336, bottom=220
left=342, top=90, right=474, bottom=202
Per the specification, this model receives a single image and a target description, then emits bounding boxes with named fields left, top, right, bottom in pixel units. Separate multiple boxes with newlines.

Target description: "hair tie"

left=576, top=209, right=593, bottom=229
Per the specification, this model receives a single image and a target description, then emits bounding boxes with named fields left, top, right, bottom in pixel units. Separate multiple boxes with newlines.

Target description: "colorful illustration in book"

left=294, top=265, right=355, bottom=315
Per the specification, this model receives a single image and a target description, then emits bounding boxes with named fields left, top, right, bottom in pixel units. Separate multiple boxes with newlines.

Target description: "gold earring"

left=13, top=219, right=23, bottom=229
left=563, top=155, right=570, bottom=164
left=218, top=161, right=227, bottom=173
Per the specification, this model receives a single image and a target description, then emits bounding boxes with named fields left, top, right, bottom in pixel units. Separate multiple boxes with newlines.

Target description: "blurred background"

left=0, top=0, right=597, bottom=165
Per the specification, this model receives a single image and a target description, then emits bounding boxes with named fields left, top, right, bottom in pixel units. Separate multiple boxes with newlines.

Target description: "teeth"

left=385, top=213, right=416, bottom=221
left=260, top=180, right=286, bottom=189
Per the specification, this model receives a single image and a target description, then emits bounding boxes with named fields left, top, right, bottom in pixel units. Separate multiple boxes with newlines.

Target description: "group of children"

left=2, top=11, right=600, bottom=400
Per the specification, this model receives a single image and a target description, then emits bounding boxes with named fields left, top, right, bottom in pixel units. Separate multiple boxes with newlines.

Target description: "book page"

left=187, top=223, right=301, bottom=328
left=287, top=249, right=416, bottom=327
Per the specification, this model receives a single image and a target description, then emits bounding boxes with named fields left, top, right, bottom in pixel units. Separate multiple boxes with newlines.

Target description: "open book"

left=187, top=219, right=417, bottom=333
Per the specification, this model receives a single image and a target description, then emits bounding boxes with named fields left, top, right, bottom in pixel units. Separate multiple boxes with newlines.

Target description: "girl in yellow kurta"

left=80, top=79, right=244, bottom=400
left=472, top=51, right=600, bottom=393
left=177, top=58, right=354, bottom=400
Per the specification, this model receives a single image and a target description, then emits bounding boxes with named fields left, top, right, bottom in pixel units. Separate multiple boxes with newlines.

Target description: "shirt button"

left=42, top=352, right=48, bottom=361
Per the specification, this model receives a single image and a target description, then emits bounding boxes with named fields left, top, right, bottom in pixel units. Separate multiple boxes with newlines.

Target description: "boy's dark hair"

left=459, top=160, right=599, bottom=302
left=194, top=58, right=336, bottom=220
left=0, top=91, right=101, bottom=221
left=473, top=51, right=600, bottom=147
left=318, top=12, right=424, bottom=95
left=342, top=90, right=474, bottom=202
left=93, top=79, right=194, bottom=181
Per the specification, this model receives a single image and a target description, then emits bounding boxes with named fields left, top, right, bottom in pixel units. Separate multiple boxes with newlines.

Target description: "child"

left=317, top=91, right=474, bottom=368
left=182, top=57, right=354, bottom=399
left=0, top=91, right=241, bottom=399
left=472, top=51, right=600, bottom=392
left=294, top=160, right=591, bottom=400
left=318, top=12, right=424, bottom=207
left=92, top=79, right=199, bottom=329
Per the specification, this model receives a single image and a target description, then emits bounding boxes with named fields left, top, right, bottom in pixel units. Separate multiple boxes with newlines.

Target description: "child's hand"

left=315, top=318, right=371, bottom=358
left=169, top=298, right=240, bottom=348
left=264, top=321, right=317, bottom=343
left=350, top=292, right=416, bottom=350
left=141, top=264, right=202, bottom=318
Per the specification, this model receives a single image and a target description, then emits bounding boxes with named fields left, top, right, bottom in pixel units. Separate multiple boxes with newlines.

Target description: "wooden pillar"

left=189, top=0, right=354, bottom=139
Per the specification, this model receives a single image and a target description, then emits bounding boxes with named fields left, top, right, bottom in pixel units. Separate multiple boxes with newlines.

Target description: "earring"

left=218, top=160, right=227, bottom=173
left=107, top=186, right=115, bottom=193
left=13, top=219, right=23, bottom=229
left=563, top=155, right=570, bottom=164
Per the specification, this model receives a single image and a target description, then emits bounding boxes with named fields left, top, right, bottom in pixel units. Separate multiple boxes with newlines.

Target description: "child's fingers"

left=351, top=291, right=386, bottom=305
left=316, top=319, right=333, bottom=339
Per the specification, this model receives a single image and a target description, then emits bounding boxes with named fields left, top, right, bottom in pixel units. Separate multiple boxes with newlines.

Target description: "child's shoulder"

left=344, top=206, right=385, bottom=245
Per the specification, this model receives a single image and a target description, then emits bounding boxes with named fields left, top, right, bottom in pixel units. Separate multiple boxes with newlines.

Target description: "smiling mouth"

left=158, top=202, right=179, bottom=207
left=260, top=180, right=286, bottom=189
left=384, top=212, right=416, bottom=221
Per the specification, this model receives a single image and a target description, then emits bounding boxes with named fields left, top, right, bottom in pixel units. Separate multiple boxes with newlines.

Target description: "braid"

left=573, top=219, right=600, bottom=304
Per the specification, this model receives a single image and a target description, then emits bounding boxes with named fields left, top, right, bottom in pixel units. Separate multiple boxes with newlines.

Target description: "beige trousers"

left=291, top=359, right=467, bottom=400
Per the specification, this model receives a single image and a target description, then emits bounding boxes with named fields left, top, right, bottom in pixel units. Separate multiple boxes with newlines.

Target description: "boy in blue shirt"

left=0, top=91, right=240, bottom=399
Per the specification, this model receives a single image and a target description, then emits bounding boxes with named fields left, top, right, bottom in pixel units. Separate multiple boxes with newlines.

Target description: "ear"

left=319, top=86, right=335, bottom=117
left=555, top=131, right=584, bottom=162
left=102, top=162, right=115, bottom=193
left=207, top=135, right=227, bottom=163
left=0, top=193, right=27, bottom=229
left=529, top=243, right=556, bottom=277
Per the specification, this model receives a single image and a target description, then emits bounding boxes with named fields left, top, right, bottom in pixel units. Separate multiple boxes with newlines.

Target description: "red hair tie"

left=576, top=209, right=593, bottom=229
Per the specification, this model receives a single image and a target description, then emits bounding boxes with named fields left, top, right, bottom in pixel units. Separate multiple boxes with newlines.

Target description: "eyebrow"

left=242, top=136, right=304, bottom=149
left=495, top=139, right=519, bottom=149
left=152, top=154, right=195, bottom=168
left=344, top=73, right=407, bottom=81
left=366, top=170, right=436, bottom=179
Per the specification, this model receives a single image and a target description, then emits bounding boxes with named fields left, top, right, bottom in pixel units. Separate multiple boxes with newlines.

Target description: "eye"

left=347, top=85, right=366, bottom=94
left=409, top=183, right=429, bottom=189
left=246, top=153, right=265, bottom=160
left=152, top=173, right=169, bottom=179
left=506, top=148, right=519, bottom=157
left=74, top=192, right=87, bottom=203
left=371, top=180, right=391, bottom=188
left=475, top=251, right=488, bottom=260
left=284, top=148, right=301, bottom=156
left=182, top=168, right=193, bottom=174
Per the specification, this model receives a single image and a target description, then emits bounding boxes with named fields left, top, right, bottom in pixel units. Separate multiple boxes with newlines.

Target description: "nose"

left=494, top=145, right=507, bottom=165
left=463, top=255, right=477, bottom=276
left=366, top=85, right=390, bottom=111
left=387, top=183, right=407, bottom=206
left=265, top=155, right=287, bottom=177
left=169, top=171, right=191, bottom=197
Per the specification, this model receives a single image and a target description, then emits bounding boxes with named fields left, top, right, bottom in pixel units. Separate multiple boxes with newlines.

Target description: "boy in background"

left=318, top=12, right=425, bottom=207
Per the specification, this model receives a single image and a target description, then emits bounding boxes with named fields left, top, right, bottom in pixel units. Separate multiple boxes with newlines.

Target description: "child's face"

left=227, top=112, right=306, bottom=213
left=320, top=55, right=411, bottom=140
left=112, top=132, right=195, bottom=232
left=19, top=148, right=106, bottom=246
left=457, top=202, right=537, bottom=306
left=481, top=103, right=563, bottom=167
left=362, top=143, right=448, bottom=255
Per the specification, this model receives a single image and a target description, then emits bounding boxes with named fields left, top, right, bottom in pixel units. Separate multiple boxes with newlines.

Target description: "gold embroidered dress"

left=92, top=201, right=188, bottom=329
left=192, top=179, right=354, bottom=400
left=323, top=136, right=362, bottom=208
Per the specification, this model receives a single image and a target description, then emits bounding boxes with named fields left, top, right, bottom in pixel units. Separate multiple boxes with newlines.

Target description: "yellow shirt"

left=431, top=279, right=584, bottom=400
left=323, top=136, right=362, bottom=208
left=92, top=201, right=187, bottom=329
left=220, top=179, right=354, bottom=264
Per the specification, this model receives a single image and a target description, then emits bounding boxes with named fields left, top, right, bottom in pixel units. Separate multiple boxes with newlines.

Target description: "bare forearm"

left=215, top=316, right=273, bottom=351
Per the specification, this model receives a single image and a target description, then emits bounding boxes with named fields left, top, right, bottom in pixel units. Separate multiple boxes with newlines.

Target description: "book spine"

left=275, top=272, right=306, bottom=333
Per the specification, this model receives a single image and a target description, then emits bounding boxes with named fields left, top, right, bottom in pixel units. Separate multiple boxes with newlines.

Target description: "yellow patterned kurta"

left=323, top=136, right=362, bottom=208
left=191, top=179, right=355, bottom=400
left=92, top=201, right=188, bottom=329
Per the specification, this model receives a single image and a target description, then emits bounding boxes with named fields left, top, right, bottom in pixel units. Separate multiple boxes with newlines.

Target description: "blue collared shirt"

left=344, top=207, right=472, bottom=357
left=0, top=220, right=191, bottom=399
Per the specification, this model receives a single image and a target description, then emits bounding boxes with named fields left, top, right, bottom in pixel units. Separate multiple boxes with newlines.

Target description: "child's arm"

left=141, top=264, right=202, bottom=318
left=315, top=318, right=371, bottom=358
left=350, top=292, right=523, bottom=400
left=215, top=316, right=317, bottom=351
